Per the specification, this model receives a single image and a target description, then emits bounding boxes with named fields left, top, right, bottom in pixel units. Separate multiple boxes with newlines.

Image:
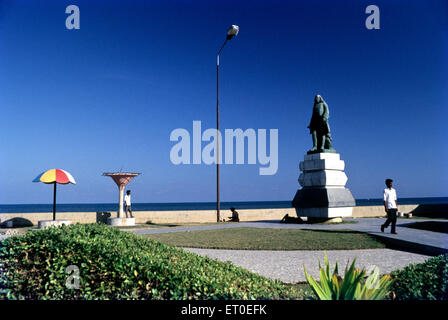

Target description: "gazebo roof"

left=103, top=172, right=141, bottom=187
left=102, top=172, right=141, bottom=176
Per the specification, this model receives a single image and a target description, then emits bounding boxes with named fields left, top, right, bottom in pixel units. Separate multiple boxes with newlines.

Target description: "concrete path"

left=183, top=248, right=431, bottom=283
left=343, top=218, right=448, bottom=255
left=135, top=218, right=448, bottom=254
left=134, top=218, right=446, bottom=282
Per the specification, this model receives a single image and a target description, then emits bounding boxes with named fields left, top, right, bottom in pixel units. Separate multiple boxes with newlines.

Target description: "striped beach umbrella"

left=33, top=169, right=76, bottom=221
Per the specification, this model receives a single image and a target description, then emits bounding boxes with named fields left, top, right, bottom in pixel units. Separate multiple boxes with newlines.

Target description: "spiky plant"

left=304, top=253, right=392, bottom=300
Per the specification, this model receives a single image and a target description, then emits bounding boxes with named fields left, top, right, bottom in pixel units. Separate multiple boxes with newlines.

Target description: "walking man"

left=381, top=179, right=398, bottom=234
left=124, top=190, right=133, bottom=218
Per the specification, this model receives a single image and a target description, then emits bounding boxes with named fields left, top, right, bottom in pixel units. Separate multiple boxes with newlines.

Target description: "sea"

left=0, top=197, right=447, bottom=213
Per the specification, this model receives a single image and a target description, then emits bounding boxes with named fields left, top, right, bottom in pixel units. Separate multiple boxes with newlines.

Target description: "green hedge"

left=390, top=254, right=448, bottom=300
left=0, top=223, right=302, bottom=300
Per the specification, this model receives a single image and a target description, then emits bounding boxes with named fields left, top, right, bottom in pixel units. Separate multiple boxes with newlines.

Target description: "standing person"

left=381, top=179, right=398, bottom=234
left=124, top=190, right=133, bottom=218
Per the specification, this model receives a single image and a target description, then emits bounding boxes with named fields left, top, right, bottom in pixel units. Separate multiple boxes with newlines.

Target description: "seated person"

left=228, top=207, right=240, bottom=222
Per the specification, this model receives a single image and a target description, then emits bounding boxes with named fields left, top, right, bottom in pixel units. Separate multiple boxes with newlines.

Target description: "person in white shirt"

left=381, top=179, right=398, bottom=234
left=124, top=190, right=133, bottom=218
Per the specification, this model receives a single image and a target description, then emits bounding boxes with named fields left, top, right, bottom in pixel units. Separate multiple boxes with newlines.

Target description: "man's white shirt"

left=383, top=188, right=397, bottom=209
left=124, top=194, right=131, bottom=206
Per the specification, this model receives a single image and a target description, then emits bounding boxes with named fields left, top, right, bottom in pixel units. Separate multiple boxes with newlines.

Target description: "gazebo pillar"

left=118, top=184, right=125, bottom=218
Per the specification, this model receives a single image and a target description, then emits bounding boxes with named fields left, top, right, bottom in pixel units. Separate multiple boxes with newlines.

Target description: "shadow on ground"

left=411, top=204, right=448, bottom=219
left=399, top=221, right=448, bottom=234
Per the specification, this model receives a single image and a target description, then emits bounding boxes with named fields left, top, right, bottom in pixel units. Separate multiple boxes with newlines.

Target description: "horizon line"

left=1, top=196, right=447, bottom=206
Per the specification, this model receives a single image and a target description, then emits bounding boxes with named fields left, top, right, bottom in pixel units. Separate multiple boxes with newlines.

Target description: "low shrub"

left=390, top=254, right=448, bottom=300
left=0, top=223, right=302, bottom=300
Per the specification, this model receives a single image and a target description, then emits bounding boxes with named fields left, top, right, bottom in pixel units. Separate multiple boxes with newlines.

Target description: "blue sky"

left=0, top=0, right=447, bottom=204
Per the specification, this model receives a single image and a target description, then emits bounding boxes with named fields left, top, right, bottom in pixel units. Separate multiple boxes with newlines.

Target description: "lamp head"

left=226, top=25, right=239, bottom=40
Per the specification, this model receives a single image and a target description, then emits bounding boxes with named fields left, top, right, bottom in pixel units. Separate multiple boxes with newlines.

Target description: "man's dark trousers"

left=383, top=208, right=397, bottom=233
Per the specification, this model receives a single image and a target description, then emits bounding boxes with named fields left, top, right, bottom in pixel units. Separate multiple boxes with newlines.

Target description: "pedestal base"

left=292, top=152, right=354, bottom=220
left=292, top=188, right=356, bottom=208
left=107, top=217, right=135, bottom=226
left=307, top=217, right=343, bottom=224
left=294, top=206, right=353, bottom=218
left=38, top=220, right=72, bottom=229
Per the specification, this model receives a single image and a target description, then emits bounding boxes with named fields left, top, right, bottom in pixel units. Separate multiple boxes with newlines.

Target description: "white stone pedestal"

left=299, top=207, right=353, bottom=218
left=292, top=153, right=355, bottom=221
left=307, top=217, right=343, bottom=224
left=107, top=217, right=135, bottom=227
left=38, top=220, right=72, bottom=229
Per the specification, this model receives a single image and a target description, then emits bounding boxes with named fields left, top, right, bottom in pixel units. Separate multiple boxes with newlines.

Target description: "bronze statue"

left=307, top=95, right=336, bottom=154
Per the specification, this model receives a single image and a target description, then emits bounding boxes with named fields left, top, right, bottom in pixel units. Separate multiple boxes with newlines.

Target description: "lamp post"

left=216, top=25, right=239, bottom=222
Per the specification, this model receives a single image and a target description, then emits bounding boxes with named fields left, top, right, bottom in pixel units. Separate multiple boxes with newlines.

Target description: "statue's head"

left=314, top=94, right=324, bottom=104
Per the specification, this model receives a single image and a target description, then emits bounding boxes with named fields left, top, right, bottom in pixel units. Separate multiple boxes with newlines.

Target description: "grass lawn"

left=403, top=221, right=448, bottom=234
left=141, top=227, right=387, bottom=250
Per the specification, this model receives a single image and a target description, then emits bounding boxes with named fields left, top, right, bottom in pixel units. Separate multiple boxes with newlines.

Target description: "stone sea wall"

left=0, top=204, right=424, bottom=227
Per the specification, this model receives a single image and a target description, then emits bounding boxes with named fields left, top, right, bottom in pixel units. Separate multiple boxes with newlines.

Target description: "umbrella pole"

left=53, top=182, right=57, bottom=221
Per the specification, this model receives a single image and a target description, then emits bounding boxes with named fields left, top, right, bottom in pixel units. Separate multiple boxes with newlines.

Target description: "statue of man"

left=307, top=94, right=335, bottom=153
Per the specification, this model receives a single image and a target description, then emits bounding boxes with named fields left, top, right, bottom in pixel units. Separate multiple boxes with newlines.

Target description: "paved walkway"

left=184, top=248, right=431, bottom=283
left=134, top=218, right=447, bottom=282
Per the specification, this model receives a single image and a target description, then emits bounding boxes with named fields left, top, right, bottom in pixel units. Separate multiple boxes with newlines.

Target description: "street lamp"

left=216, top=25, right=239, bottom=223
